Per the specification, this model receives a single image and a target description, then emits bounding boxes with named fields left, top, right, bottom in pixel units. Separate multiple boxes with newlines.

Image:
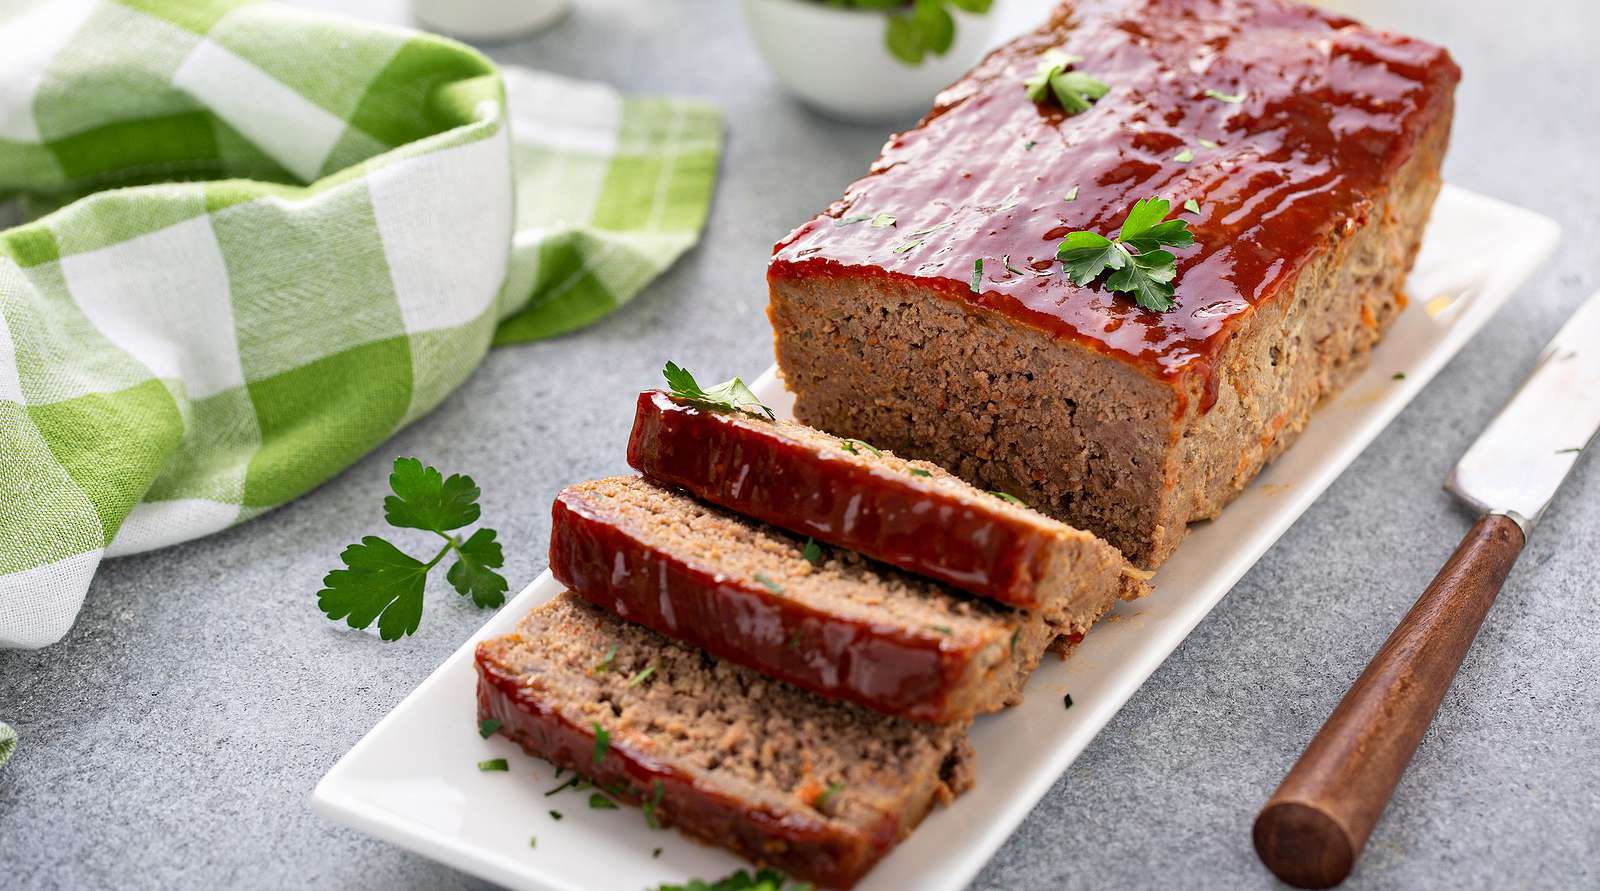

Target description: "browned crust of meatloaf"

left=475, top=595, right=974, bottom=889
left=769, top=107, right=1451, bottom=568
left=550, top=476, right=1069, bottom=722
left=626, top=389, right=1140, bottom=611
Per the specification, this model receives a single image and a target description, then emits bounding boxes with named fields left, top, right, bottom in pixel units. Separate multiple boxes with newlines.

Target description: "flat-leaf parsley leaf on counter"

left=316, top=457, right=509, bottom=640
left=663, top=362, right=774, bottom=419
left=1056, top=197, right=1196, bottom=312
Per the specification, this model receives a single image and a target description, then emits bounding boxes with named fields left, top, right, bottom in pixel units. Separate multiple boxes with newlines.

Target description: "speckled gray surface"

left=2, top=1, right=1597, bottom=889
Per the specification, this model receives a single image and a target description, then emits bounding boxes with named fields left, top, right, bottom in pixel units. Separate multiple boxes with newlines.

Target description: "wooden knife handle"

left=1253, top=512, right=1525, bottom=888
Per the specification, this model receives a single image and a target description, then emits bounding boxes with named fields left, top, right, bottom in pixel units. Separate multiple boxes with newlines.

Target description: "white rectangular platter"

left=313, top=185, right=1558, bottom=891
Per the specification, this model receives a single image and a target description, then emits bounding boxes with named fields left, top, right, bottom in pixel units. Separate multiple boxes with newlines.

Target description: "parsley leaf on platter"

left=653, top=866, right=814, bottom=891
left=1024, top=49, right=1109, bottom=115
left=663, top=362, right=774, bottom=420
left=316, top=457, right=509, bottom=641
left=1055, top=197, right=1196, bottom=312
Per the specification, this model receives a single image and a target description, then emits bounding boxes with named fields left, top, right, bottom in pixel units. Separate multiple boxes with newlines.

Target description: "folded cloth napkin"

left=0, top=1, right=722, bottom=648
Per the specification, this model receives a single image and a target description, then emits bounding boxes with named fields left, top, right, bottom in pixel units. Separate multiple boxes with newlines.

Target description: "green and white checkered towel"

left=0, top=0, right=722, bottom=648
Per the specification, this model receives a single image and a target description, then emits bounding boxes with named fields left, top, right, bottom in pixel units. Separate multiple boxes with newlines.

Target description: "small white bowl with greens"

left=742, top=0, right=998, bottom=122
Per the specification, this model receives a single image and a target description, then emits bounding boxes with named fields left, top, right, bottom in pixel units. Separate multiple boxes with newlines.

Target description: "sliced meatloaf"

left=767, top=0, right=1459, bottom=567
left=627, top=389, right=1145, bottom=610
left=477, top=595, right=973, bottom=889
left=551, top=476, right=1079, bottom=723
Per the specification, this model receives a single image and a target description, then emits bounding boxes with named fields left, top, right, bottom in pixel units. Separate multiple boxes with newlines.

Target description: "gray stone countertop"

left=2, top=1, right=1596, bottom=888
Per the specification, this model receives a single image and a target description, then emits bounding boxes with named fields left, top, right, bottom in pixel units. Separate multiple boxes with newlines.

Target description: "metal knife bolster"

left=1445, top=291, right=1600, bottom=535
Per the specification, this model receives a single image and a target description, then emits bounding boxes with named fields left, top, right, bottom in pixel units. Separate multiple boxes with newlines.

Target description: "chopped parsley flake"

left=550, top=810, right=563, bottom=820
left=871, top=212, right=896, bottom=228
left=834, top=214, right=871, bottom=227
left=1204, top=88, right=1246, bottom=103
left=478, top=758, right=509, bottom=772
left=929, top=624, right=953, bottom=635
left=1556, top=447, right=1582, bottom=455
left=816, top=782, right=846, bottom=813
left=663, top=362, right=774, bottom=420
left=1393, top=372, right=1407, bottom=381
left=653, top=848, right=663, bottom=859
left=1055, top=197, right=1197, bottom=312
left=840, top=438, right=881, bottom=457
left=1065, top=185, right=1079, bottom=201
left=1023, top=139, right=1037, bottom=151
left=627, top=664, right=658, bottom=687
left=1063, top=693, right=1074, bottom=709
left=478, top=718, right=502, bottom=738
left=752, top=572, right=784, bottom=594
left=529, top=834, right=536, bottom=848
left=892, top=239, right=922, bottom=253
left=592, top=723, right=609, bottom=764
left=644, top=779, right=667, bottom=829
left=1174, top=148, right=1194, bottom=163
left=909, top=468, right=932, bottom=477
left=589, top=793, right=620, bottom=810
left=989, top=490, right=1028, bottom=507
left=1198, top=138, right=1219, bottom=149
left=970, top=258, right=984, bottom=293
left=1183, top=199, right=1201, bottom=214
left=544, top=775, right=583, bottom=796
left=802, top=538, right=824, bottom=567
left=594, top=642, right=618, bottom=674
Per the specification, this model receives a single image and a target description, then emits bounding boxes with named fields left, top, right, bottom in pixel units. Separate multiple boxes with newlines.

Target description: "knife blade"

left=1254, top=290, right=1600, bottom=889
left=1446, top=290, right=1600, bottom=529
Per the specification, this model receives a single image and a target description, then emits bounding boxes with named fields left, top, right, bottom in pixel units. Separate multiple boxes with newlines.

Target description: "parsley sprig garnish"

left=663, top=362, right=773, bottom=419
left=1024, top=50, right=1109, bottom=114
left=317, top=457, right=508, bottom=641
left=1056, top=197, right=1196, bottom=312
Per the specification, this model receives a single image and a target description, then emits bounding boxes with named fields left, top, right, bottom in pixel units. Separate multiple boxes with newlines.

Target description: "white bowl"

left=411, top=0, right=569, bottom=41
left=741, top=0, right=999, bottom=122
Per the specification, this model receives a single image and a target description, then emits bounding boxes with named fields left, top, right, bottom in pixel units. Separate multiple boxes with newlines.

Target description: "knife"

left=1252, top=290, right=1600, bottom=889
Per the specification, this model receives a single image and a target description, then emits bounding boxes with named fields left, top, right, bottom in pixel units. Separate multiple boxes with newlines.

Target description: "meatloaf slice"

left=477, top=594, right=973, bottom=889
left=767, top=0, right=1459, bottom=566
left=627, top=389, right=1145, bottom=610
left=551, top=476, right=1073, bottom=723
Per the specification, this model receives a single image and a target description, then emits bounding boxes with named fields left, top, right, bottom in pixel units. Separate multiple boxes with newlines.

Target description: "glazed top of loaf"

left=769, top=0, right=1459, bottom=382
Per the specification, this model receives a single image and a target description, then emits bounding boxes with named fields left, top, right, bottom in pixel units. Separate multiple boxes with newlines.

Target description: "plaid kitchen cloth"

left=0, top=0, right=722, bottom=648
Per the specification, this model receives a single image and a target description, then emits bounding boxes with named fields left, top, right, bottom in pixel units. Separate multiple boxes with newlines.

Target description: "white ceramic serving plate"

left=313, top=185, right=1557, bottom=891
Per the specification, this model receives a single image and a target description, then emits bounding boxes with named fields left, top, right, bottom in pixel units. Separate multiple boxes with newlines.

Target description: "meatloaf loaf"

left=767, top=0, right=1459, bottom=566
left=627, top=389, right=1145, bottom=610
left=551, top=476, right=1083, bottom=722
left=477, top=594, right=973, bottom=889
